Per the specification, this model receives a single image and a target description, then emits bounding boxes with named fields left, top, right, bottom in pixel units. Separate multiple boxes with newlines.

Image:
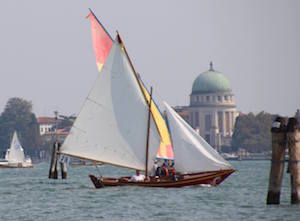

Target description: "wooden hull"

left=89, top=169, right=235, bottom=188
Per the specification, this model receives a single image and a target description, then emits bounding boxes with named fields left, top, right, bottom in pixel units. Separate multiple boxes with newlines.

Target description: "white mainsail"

left=5, top=131, right=25, bottom=163
left=60, top=37, right=160, bottom=171
left=163, top=102, right=232, bottom=174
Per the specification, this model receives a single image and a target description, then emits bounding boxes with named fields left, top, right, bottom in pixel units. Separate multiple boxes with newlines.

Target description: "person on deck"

left=169, top=164, right=177, bottom=181
left=161, top=162, right=169, bottom=177
left=151, top=159, right=159, bottom=177
left=130, top=170, right=145, bottom=182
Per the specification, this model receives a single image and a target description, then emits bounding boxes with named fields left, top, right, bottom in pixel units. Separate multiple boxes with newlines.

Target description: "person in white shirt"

left=151, top=159, right=159, bottom=177
left=130, top=170, right=145, bottom=182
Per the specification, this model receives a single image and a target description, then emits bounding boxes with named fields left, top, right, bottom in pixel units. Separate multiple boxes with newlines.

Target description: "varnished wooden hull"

left=89, top=169, right=235, bottom=188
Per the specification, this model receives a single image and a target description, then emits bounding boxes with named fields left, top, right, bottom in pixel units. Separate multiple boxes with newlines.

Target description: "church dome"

left=192, top=62, right=231, bottom=94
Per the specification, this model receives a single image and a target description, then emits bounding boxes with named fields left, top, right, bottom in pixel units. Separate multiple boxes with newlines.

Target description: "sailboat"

left=57, top=32, right=234, bottom=188
left=87, top=9, right=174, bottom=161
left=0, top=131, right=33, bottom=168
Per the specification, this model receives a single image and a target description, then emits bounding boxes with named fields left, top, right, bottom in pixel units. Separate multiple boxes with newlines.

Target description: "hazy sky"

left=0, top=0, right=299, bottom=118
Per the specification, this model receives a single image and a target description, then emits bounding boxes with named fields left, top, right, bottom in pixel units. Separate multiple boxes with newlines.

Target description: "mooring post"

left=48, top=141, right=59, bottom=179
left=287, top=117, right=300, bottom=204
left=267, top=116, right=287, bottom=204
left=57, top=143, right=67, bottom=179
left=60, top=161, right=67, bottom=179
left=53, top=142, right=59, bottom=179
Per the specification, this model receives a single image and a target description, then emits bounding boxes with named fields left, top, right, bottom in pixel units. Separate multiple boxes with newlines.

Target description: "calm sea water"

left=0, top=161, right=300, bottom=221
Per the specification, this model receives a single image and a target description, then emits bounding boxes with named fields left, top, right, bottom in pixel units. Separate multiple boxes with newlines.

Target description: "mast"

left=116, top=32, right=144, bottom=98
left=116, top=32, right=159, bottom=175
left=145, top=87, right=153, bottom=177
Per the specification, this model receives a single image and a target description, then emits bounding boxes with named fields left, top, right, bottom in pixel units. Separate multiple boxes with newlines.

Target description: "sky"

left=0, top=0, right=299, bottom=118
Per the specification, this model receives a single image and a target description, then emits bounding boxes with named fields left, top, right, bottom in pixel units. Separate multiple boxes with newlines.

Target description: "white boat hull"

left=0, top=161, right=33, bottom=168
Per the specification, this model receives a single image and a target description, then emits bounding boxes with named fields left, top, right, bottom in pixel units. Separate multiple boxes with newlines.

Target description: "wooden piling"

left=53, top=157, right=58, bottom=179
left=57, top=143, right=67, bottom=179
left=287, top=117, right=300, bottom=204
left=267, top=116, right=287, bottom=204
left=60, top=161, right=67, bottom=179
left=48, top=141, right=59, bottom=179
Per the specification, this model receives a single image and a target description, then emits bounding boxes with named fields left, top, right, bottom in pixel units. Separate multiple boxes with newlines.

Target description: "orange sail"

left=87, top=10, right=174, bottom=160
left=87, top=9, right=113, bottom=71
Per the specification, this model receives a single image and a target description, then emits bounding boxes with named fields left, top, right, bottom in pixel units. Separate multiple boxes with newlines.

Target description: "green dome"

left=192, top=64, right=231, bottom=94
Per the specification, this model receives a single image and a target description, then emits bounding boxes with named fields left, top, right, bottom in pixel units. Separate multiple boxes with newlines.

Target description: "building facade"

left=187, top=62, right=238, bottom=151
left=37, top=117, right=60, bottom=135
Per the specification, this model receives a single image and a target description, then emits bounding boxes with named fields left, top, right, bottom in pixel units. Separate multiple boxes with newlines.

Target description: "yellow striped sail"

left=138, top=80, right=174, bottom=159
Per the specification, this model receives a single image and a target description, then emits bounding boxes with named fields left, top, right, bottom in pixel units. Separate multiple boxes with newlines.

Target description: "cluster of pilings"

left=267, top=117, right=300, bottom=204
left=48, top=141, right=67, bottom=179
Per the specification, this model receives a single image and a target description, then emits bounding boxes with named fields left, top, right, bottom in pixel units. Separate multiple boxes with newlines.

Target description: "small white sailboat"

left=57, top=33, right=234, bottom=188
left=0, top=131, right=33, bottom=168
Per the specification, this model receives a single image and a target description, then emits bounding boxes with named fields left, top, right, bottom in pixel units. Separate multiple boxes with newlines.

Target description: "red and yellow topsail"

left=87, top=9, right=113, bottom=72
left=87, top=10, right=174, bottom=160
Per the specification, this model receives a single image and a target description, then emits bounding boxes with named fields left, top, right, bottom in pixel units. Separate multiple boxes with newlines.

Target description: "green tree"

left=0, top=97, right=41, bottom=157
left=231, top=111, right=274, bottom=153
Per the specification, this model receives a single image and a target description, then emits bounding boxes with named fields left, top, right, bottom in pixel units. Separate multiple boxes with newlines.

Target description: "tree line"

left=230, top=111, right=275, bottom=153
left=0, top=97, right=41, bottom=158
left=0, top=97, right=75, bottom=160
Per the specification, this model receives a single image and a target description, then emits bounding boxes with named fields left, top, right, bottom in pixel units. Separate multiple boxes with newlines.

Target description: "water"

left=0, top=161, right=300, bottom=221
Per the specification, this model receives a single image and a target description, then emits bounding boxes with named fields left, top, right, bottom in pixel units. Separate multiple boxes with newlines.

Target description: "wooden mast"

left=145, top=87, right=153, bottom=178
left=116, top=32, right=144, bottom=95
left=116, top=33, right=162, bottom=141
left=116, top=32, right=158, bottom=176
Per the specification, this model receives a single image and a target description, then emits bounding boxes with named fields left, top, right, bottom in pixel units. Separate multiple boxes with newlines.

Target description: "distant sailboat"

left=57, top=31, right=234, bottom=188
left=0, top=131, right=33, bottom=168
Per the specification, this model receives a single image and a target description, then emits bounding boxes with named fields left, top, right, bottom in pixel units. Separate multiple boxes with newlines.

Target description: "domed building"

left=188, top=62, right=238, bottom=151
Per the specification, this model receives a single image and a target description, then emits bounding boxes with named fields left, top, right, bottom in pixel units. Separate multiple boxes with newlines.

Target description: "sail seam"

left=86, top=97, right=104, bottom=108
left=71, top=125, right=87, bottom=134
